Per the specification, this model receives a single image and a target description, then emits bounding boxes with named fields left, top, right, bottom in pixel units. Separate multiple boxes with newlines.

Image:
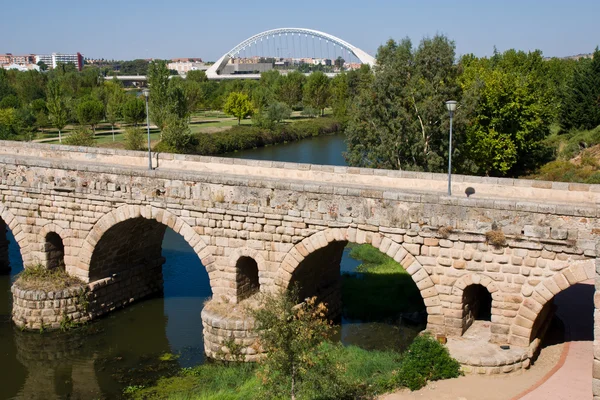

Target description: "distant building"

left=2, top=63, right=40, bottom=72
left=36, top=53, right=84, bottom=71
left=168, top=58, right=208, bottom=75
left=0, top=53, right=36, bottom=66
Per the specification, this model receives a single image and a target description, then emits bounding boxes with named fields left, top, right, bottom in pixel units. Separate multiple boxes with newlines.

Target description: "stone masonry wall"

left=0, top=142, right=599, bottom=390
left=11, top=284, right=89, bottom=330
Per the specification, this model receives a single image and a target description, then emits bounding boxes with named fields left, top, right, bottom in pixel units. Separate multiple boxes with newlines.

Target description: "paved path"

left=381, top=281, right=594, bottom=400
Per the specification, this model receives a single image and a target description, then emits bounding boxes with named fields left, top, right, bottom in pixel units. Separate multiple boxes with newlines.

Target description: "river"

left=0, top=134, right=422, bottom=399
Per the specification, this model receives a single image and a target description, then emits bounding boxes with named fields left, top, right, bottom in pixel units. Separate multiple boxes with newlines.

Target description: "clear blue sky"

left=3, top=0, right=599, bottom=61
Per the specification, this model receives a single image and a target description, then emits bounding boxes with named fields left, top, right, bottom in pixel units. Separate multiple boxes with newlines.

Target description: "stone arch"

left=77, top=205, right=212, bottom=283
left=451, top=273, right=498, bottom=335
left=228, top=247, right=267, bottom=302
left=509, top=259, right=596, bottom=347
left=276, top=227, right=443, bottom=333
left=35, top=223, right=72, bottom=271
left=44, top=232, right=65, bottom=271
left=0, top=204, right=30, bottom=269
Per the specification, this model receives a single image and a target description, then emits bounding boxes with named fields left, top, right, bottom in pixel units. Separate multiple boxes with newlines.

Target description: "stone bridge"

left=0, top=141, right=599, bottom=395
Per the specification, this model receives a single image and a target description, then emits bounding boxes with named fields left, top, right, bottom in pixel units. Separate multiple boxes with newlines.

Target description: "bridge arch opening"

left=87, top=215, right=212, bottom=321
left=287, top=237, right=427, bottom=351
left=461, top=284, right=492, bottom=334
left=236, top=256, right=260, bottom=301
left=44, top=232, right=65, bottom=271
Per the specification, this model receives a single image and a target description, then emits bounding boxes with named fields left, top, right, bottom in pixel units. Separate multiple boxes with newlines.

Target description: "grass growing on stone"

left=16, top=264, right=84, bottom=291
left=127, top=335, right=461, bottom=399
left=342, top=244, right=425, bottom=321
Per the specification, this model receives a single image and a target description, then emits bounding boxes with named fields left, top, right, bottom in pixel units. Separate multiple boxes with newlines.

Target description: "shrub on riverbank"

left=157, top=117, right=341, bottom=156
left=129, top=335, right=461, bottom=399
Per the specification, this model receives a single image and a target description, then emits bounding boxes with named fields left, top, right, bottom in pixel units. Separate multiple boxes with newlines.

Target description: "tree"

left=37, top=61, right=48, bottom=71
left=265, top=101, right=292, bottom=124
left=186, top=69, right=208, bottom=83
left=223, top=92, right=252, bottom=125
left=121, top=96, right=146, bottom=126
left=459, top=50, right=554, bottom=176
left=105, top=82, right=126, bottom=140
left=334, top=56, right=345, bottom=69
left=161, top=114, right=192, bottom=152
left=330, top=73, right=349, bottom=124
left=560, top=48, right=600, bottom=131
left=183, top=80, right=204, bottom=119
left=76, top=99, right=104, bottom=133
left=123, top=126, right=145, bottom=150
left=345, top=35, right=460, bottom=171
left=276, top=71, right=305, bottom=108
left=252, top=289, right=332, bottom=400
left=64, top=126, right=95, bottom=146
left=303, top=71, right=330, bottom=116
left=46, top=80, right=69, bottom=143
left=147, top=60, right=172, bottom=132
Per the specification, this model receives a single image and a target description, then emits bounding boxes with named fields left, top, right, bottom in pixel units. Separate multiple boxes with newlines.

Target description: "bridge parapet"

left=0, top=140, right=598, bottom=207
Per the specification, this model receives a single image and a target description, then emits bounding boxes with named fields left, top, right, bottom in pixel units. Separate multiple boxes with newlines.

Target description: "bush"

left=192, top=117, right=342, bottom=155
left=485, top=229, right=507, bottom=247
left=64, top=126, right=95, bottom=147
left=123, top=127, right=145, bottom=150
left=162, top=115, right=193, bottom=152
left=396, top=334, right=462, bottom=391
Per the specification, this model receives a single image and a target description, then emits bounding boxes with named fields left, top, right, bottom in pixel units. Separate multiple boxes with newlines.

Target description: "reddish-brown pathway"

left=381, top=281, right=594, bottom=400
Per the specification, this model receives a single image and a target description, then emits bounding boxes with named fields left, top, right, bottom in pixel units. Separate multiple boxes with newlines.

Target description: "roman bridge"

left=1, top=141, right=599, bottom=392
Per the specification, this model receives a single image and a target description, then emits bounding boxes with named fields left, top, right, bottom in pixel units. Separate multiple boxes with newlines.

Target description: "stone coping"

left=0, top=153, right=598, bottom=218
left=0, top=140, right=598, bottom=206
left=11, top=283, right=86, bottom=300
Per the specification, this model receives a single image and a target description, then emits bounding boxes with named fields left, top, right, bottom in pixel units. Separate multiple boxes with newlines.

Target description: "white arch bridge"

left=206, top=27, right=376, bottom=80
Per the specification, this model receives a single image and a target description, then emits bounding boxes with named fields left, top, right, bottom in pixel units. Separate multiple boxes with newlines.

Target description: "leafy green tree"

left=15, top=70, right=46, bottom=104
left=147, top=60, right=172, bottom=131
left=276, top=71, right=305, bottom=108
left=460, top=50, right=554, bottom=176
left=162, top=114, right=192, bottom=152
left=223, top=92, right=252, bottom=125
left=334, top=56, right=345, bottom=69
left=37, top=61, right=48, bottom=71
left=123, top=126, right=145, bottom=150
left=259, top=70, right=281, bottom=88
left=15, top=107, right=37, bottom=141
left=265, top=101, right=292, bottom=124
left=121, top=96, right=146, bottom=126
left=64, top=126, right=95, bottom=146
left=303, top=71, right=330, bottom=116
left=0, top=108, right=17, bottom=139
left=46, top=80, right=69, bottom=143
left=183, top=80, right=204, bottom=119
left=560, top=48, right=600, bottom=131
left=186, top=69, right=208, bottom=83
left=76, top=99, right=104, bottom=133
left=330, top=73, right=350, bottom=124
left=252, top=289, right=332, bottom=400
left=0, top=94, right=19, bottom=109
left=105, top=82, right=126, bottom=140
left=345, top=35, right=459, bottom=171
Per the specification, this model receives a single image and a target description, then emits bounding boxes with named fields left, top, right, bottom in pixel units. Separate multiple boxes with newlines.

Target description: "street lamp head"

left=142, top=89, right=150, bottom=98
left=445, top=100, right=457, bottom=113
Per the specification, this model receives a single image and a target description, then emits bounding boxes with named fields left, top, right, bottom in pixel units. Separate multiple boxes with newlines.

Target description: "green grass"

left=342, top=244, right=425, bottom=321
left=16, top=264, right=84, bottom=291
left=128, top=336, right=461, bottom=399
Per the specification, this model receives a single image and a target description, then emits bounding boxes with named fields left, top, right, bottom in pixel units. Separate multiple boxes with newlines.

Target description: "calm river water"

left=0, top=134, right=422, bottom=399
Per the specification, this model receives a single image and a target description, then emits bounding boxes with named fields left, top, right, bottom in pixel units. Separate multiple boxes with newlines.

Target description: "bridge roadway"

left=0, top=141, right=599, bottom=393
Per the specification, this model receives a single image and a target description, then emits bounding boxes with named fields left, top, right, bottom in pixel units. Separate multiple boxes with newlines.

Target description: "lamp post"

left=445, top=100, right=457, bottom=196
left=143, top=89, right=152, bottom=170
